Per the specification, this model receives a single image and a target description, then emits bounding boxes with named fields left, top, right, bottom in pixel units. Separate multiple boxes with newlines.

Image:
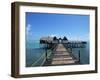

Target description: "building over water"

left=40, top=36, right=87, bottom=48
left=40, top=36, right=53, bottom=43
left=40, top=36, right=69, bottom=44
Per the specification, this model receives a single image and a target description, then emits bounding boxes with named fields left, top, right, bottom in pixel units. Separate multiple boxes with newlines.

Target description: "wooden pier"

left=44, top=43, right=79, bottom=66
left=40, top=36, right=86, bottom=66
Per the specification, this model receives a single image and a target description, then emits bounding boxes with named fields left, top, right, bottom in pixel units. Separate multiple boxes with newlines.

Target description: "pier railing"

left=69, top=49, right=81, bottom=63
left=45, top=43, right=57, bottom=61
left=31, top=43, right=57, bottom=66
left=62, top=41, right=86, bottom=48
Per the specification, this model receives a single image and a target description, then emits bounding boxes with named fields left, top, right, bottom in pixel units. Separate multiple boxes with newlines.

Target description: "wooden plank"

left=43, top=43, right=79, bottom=66
left=52, top=57, right=73, bottom=60
left=50, top=44, right=77, bottom=65
left=51, top=60, right=76, bottom=65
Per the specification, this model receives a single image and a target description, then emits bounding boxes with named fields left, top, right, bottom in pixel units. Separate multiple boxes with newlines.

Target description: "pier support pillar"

left=78, top=50, right=80, bottom=63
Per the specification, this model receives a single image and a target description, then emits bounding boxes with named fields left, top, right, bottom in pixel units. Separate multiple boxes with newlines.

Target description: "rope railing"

left=62, top=43, right=80, bottom=63
left=31, top=43, right=57, bottom=67
left=31, top=49, right=53, bottom=66
left=31, top=52, right=45, bottom=66
left=40, top=57, right=46, bottom=66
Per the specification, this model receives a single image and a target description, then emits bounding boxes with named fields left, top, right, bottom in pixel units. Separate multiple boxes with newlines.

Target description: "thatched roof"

left=40, top=36, right=53, bottom=42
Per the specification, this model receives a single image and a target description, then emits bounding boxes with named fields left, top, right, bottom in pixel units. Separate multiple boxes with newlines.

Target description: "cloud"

left=26, top=24, right=31, bottom=35
left=50, top=34, right=62, bottom=38
left=26, top=24, right=34, bottom=41
left=50, top=34, right=69, bottom=38
left=50, top=34, right=58, bottom=37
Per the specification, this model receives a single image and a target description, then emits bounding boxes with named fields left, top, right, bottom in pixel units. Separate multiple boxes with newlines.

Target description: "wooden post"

left=78, top=50, right=80, bottom=63
left=69, top=48, right=72, bottom=53
left=45, top=44, right=48, bottom=61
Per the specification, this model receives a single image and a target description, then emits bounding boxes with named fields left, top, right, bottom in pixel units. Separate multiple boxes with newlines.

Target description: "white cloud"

left=26, top=24, right=31, bottom=35
left=26, top=24, right=34, bottom=41
left=50, top=34, right=69, bottom=39
left=50, top=34, right=58, bottom=37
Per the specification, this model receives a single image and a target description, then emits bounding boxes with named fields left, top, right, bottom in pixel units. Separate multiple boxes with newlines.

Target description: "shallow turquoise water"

left=26, top=40, right=46, bottom=67
left=71, top=42, right=89, bottom=64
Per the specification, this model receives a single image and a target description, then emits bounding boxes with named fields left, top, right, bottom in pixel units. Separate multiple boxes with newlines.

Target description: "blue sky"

left=26, top=12, right=89, bottom=41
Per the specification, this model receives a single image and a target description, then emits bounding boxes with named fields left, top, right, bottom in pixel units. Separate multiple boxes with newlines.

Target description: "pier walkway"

left=44, top=44, right=79, bottom=66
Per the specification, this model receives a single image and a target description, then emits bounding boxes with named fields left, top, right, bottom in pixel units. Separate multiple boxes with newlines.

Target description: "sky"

left=26, top=12, right=89, bottom=41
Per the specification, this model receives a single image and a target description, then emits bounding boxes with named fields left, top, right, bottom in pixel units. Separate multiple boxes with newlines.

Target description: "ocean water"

left=26, top=40, right=46, bottom=67
left=71, top=42, right=89, bottom=64
left=26, top=41, right=89, bottom=67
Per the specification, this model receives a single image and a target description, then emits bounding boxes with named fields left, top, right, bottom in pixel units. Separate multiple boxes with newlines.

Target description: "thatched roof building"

left=40, top=36, right=53, bottom=43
